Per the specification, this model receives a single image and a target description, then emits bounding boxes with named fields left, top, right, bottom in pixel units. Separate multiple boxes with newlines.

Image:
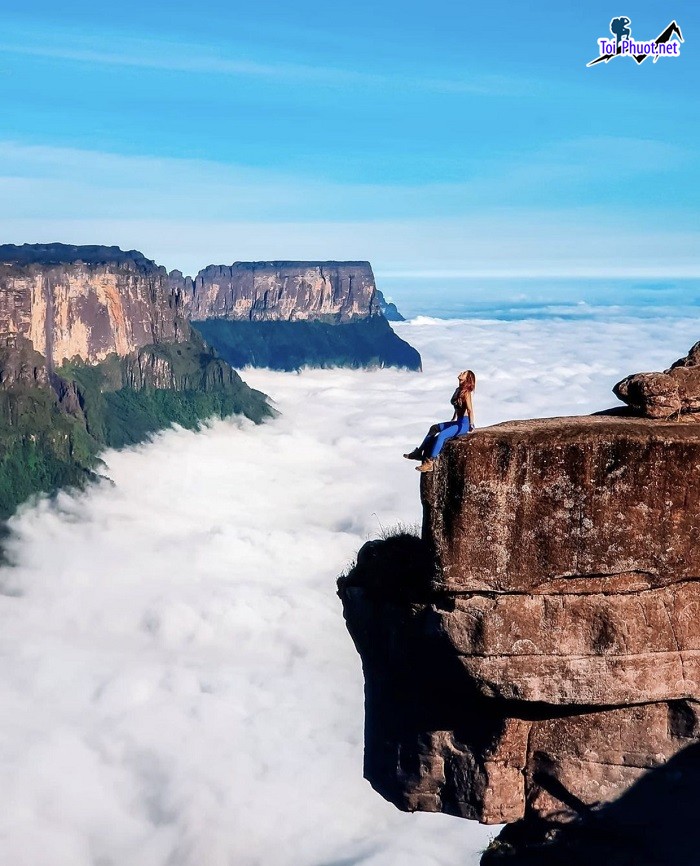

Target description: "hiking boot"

left=416, top=459, right=434, bottom=473
left=403, top=448, right=422, bottom=461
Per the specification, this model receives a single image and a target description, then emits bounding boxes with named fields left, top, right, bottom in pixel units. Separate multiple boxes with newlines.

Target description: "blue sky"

left=1, top=0, right=697, bottom=276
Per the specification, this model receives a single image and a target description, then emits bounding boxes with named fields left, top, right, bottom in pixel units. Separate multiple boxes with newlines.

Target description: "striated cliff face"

left=339, top=414, right=700, bottom=832
left=179, top=261, right=420, bottom=371
left=0, top=248, right=391, bottom=369
left=0, top=244, right=187, bottom=367
left=177, top=260, right=380, bottom=323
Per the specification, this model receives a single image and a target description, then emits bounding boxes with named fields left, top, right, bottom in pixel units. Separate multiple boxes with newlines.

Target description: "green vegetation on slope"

left=192, top=316, right=422, bottom=371
left=60, top=340, right=272, bottom=448
left=0, top=337, right=273, bottom=519
left=0, top=387, right=99, bottom=519
left=100, top=388, right=266, bottom=449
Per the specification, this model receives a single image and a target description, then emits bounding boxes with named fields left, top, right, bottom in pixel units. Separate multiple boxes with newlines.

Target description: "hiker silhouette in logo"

left=610, top=16, right=632, bottom=49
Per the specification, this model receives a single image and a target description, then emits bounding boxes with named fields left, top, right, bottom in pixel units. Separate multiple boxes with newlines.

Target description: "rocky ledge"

left=338, top=413, right=700, bottom=846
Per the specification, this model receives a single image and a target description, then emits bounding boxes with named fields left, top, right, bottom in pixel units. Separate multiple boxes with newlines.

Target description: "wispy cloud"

left=0, top=136, right=692, bottom=217
left=0, top=25, right=516, bottom=95
left=377, top=266, right=700, bottom=279
left=1, top=139, right=697, bottom=276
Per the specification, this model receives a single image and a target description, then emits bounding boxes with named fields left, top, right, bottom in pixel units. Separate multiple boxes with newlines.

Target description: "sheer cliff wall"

left=175, top=260, right=380, bottom=323
left=0, top=247, right=383, bottom=367
left=339, top=415, right=700, bottom=827
left=0, top=246, right=187, bottom=367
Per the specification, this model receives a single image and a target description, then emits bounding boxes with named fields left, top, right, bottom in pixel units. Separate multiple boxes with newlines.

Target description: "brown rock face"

left=179, top=261, right=380, bottom=323
left=614, top=341, right=700, bottom=418
left=426, top=416, right=700, bottom=595
left=0, top=247, right=384, bottom=369
left=0, top=246, right=187, bottom=367
left=339, top=415, right=700, bottom=829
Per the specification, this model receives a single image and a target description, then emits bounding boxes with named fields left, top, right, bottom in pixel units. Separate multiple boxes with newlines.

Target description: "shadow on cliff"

left=483, top=740, right=700, bottom=866
left=340, top=536, right=700, bottom=865
left=339, top=534, right=536, bottom=820
left=339, top=532, right=434, bottom=602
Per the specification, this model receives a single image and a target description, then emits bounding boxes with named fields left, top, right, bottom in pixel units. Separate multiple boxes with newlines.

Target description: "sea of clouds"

left=0, top=314, right=698, bottom=866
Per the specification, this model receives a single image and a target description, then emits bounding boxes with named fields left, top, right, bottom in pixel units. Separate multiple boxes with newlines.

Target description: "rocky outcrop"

left=614, top=340, right=700, bottom=418
left=339, top=414, right=700, bottom=832
left=0, top=244, right=188, bottom=367
left=376, top=289, right=405, bottom=322
left=119, top=343, right=249, bottom=392
left=481, top=740, right=700, bottom=865
left=178, top=261, right=380, bottom=323
left=0, top=334, right=49, bottom=389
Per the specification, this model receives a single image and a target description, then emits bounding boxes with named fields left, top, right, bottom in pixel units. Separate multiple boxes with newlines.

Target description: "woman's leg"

left=417, top=432, right=433, bottom=453
left=426, top=422, right=460, bottom=459
left=416, top=422, right=452, bottom=455
left=427, top=417, right=473, bottom=459
left=455, top=416, right=471, bottom=435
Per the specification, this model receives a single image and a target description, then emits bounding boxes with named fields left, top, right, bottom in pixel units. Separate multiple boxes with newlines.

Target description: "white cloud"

left=0, top=25, right=514, bottom=95
left=0, top=314, right=698, bottom=865
left=1, top=140, right=699, bottom=277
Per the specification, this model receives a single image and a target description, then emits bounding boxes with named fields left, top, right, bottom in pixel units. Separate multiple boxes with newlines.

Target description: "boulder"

left=614, top=341, right=700, bottom=418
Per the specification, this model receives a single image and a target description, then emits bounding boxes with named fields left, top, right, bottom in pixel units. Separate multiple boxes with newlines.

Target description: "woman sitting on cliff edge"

left=404, top=370, right=476, bottom=473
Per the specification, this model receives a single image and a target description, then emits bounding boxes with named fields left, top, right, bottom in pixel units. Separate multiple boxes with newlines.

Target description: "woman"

left=404, top=370, right=476, bottom=473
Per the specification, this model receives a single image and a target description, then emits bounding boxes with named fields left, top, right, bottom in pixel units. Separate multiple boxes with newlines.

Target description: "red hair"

left=458, top=370, right=476, bottom=392
left=452, top=370, right=476, bottom=416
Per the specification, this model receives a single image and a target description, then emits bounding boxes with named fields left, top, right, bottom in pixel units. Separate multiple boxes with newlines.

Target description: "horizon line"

left=376, top=268, right=700, bottom=280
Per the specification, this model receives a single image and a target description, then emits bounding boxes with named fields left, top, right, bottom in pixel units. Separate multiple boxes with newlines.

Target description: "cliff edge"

left=339, top=412, right=700, bottom=848
left=0, top=244, right=419, bottom=517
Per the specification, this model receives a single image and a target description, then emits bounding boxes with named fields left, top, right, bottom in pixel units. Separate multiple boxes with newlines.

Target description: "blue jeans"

left=420, top=417, right=471, bottom=459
